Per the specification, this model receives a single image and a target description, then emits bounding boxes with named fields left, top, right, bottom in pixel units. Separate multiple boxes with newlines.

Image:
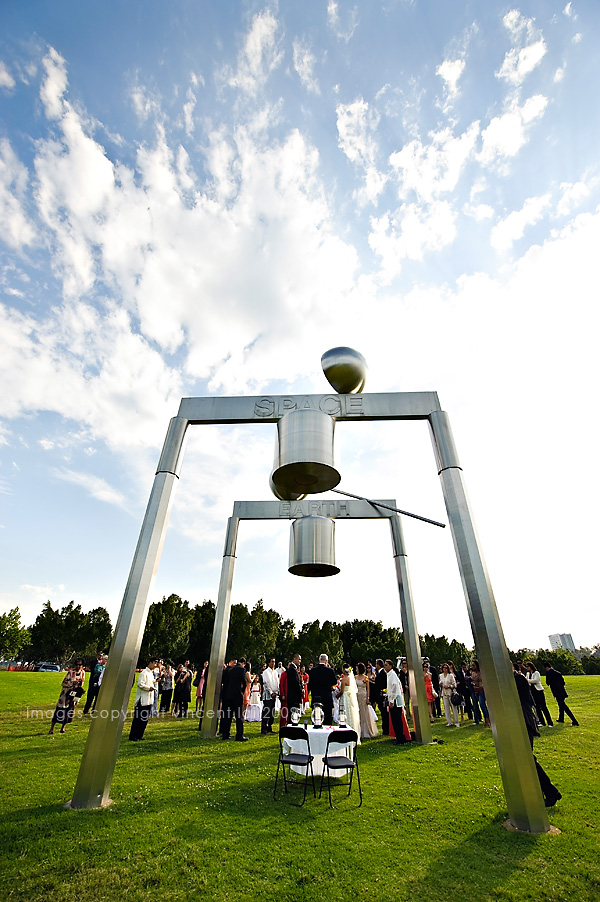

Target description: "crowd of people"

left=48, top=648, right=580, bottom=778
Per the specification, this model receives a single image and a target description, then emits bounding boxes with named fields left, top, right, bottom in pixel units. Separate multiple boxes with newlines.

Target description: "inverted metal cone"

left=272, top=408, right=340, bottom=496
left=321, top=347, right=367, bottom=394
left=288, top=515, right=340, bottom=578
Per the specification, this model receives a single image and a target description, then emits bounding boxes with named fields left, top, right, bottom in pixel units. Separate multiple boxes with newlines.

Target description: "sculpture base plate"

left=502, top=818, right=560, bottom=835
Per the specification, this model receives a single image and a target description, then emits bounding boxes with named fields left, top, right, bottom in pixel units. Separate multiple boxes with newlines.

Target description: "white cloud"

left=479, top=95, right=548, bottom=167
left=223, top=10, right=283, bottom=96
left=52, top=468, right=128, bottom=508
left=327, top=0, right=358, bottom=42
left=490, top=193, right=551, bottom=251
left=0, top=300, right=182, bottom=450
left=0, top=139, right=36, bottom=248
left=502, top=9, right=538, bottom=43
left=130, top=82, right=162, bottom=123
left=0, top=61, right=16, bottom=90
left=496, top=40, right=546, bottom=85
left=39, top=47, right=68, bottom=120
left=336, top=97, right=386, bottom=204
left=556, top=178, right=596, bottom=217
left=336, top=98, right=377, bottom=164
left=390, top=123, right=480, bottom=203
left=463, top=202, right=494, bottom=221
left=437, top=58, right=465, bottom=99
left=369, top=201, right=457, bottom=282
left=292, top=39, right=320, bottom=94
left=183, top=86, right=197, bottom=135
left=20, top=584, right=66, bottom=603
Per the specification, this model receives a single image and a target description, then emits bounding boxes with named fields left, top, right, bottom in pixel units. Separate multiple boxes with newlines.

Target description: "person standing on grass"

left=399, top=661, right=411, bottom=720
left=285, top=653, right=303, bottom=717
left=544, top=663, right=579, bottom=726
left=439, top=663, right=460, bottom=727
left=49, top=659, right=85, bottom=735
left=261, top=657, right=279, bottom=734
left=383, top=660, right=408, bottom=745
left=83, top=653, right=106, bottom=714
left=308, top=654, right=338, bottom=726
left=374, top=659, right=389, bottom=735
left=160, top=661, right=174, bottom=713
left=129, top=658, right=158, bottom=741
left=512, top=662, right=562, bottom=807
left=423, top=662, right=436, bottom=723
left=470, top=661, right=491, bottom=727
left=173, top=663, right=192, bottom=718
left=194, top=661, right=208, bottom=714
left=457, top=662, right=473, bottom=721
left=525, top=662, right=553, bottom=727
left=221, top=656, right=248, bottom=742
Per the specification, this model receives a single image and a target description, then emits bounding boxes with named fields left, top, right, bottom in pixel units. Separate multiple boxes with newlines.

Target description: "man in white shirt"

left=129, top=658, right=158, bottom=741
left=384, top=659, right=407, bottom=745
left=261, top=657, right=279, bottom=734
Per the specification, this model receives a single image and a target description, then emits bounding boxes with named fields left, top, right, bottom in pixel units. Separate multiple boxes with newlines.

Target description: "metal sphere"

left=321, top=347, right=367, bottom=394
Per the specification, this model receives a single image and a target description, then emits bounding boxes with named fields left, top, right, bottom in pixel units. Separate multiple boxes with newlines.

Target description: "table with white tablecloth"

left=244, top=702, right=262, bottom=722
left=282, top=725, right=354, bottom=776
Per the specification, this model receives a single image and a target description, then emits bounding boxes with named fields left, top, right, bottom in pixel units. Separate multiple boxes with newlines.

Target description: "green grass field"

left=0, top=672, right=598, bottom=902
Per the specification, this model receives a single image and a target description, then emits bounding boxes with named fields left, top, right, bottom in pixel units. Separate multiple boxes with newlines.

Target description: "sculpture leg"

left=201, top=516, right=240, bottom=738
left=389, top=515, right=432, bottom=745
left=70, top=417, right=188, bottom=809
left=429, top=410, right=550, bottom=833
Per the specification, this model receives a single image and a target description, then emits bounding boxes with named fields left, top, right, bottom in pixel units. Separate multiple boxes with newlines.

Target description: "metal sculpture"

left=199, top=498, right=432, bottom=749
left=68, top=347, right=550, bottom=834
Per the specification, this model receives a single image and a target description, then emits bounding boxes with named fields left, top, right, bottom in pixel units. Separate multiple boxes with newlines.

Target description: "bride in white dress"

left=338, top=665, right=361, bottom=743
left=355, top=662, right=378, bottom=739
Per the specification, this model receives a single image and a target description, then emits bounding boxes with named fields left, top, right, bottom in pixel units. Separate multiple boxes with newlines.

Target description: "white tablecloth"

left=244, top=702, right=262, bottom=722
left=282, top=725, right=354, bottom=776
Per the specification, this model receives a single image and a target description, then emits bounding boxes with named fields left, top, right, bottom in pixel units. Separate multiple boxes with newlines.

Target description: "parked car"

left=35, top=662, right=61, bottom=672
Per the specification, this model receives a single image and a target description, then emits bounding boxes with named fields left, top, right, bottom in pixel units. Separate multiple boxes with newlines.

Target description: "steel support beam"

left=389, top=514, right=432, bottom=745
left=429, top=410, right=550, bottom=833
left=70, top=417, right=188, bottom=808
left=200, top=516, right=240, bottom=738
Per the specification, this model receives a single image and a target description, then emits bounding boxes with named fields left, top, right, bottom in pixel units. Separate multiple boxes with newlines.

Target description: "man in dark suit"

left=221, top=656, right=248, bottom=741
left=544, top=663, right=579, bottom=725
left=513, top=662, right=562, bottom=806
left=308, top=654, right=338, bottom=725
left=374, top=659, right=389, bottom=735
left=285, top=653, right=303, bottom=718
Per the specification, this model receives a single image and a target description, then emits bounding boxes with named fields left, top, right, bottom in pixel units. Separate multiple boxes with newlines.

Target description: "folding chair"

left=274, top=726, right=316, bottom=806
left=319, top=728, right=362, bottom=808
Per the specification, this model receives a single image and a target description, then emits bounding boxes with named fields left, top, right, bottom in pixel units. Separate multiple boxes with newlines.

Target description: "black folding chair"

left=274, top=726, right=316, bottom=806
left=319, top=728, right=362, bottom=808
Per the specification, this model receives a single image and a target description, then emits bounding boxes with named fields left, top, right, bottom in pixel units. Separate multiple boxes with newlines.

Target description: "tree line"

left=1, top=595, right=599, bottom=674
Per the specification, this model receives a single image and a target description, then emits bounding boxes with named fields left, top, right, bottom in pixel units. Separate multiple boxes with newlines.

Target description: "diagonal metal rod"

left=331, top=488, right=446, bottom=528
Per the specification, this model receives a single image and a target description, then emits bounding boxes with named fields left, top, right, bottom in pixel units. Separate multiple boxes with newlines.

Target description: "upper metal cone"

left=321, top=347, right=367, bottom=394
left=271, top=408, right=340, bottom=496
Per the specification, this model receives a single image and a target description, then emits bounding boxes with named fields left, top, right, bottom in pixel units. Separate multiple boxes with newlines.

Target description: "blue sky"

left=1, top=0, right=598, bottom=652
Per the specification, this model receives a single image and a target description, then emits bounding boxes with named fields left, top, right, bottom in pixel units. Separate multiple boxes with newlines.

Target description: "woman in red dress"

left=423, top=662, right=436, bottom=722
left=300, top=665, right=309, bottom=713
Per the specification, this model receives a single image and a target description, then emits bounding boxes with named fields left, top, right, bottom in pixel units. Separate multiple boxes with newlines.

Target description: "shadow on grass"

left=406, top=817, right=543, bottom=898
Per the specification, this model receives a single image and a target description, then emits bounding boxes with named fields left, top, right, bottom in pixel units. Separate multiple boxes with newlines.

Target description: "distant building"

left=549, top=633, right=576, bottom=653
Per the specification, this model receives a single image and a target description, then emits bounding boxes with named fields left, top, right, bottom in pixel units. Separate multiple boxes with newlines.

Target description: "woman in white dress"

left=337, top=665, right=361, bottom=743
left=439, top=663, right=459, bottom=727
left=355, top=662, right=378, bottom=739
